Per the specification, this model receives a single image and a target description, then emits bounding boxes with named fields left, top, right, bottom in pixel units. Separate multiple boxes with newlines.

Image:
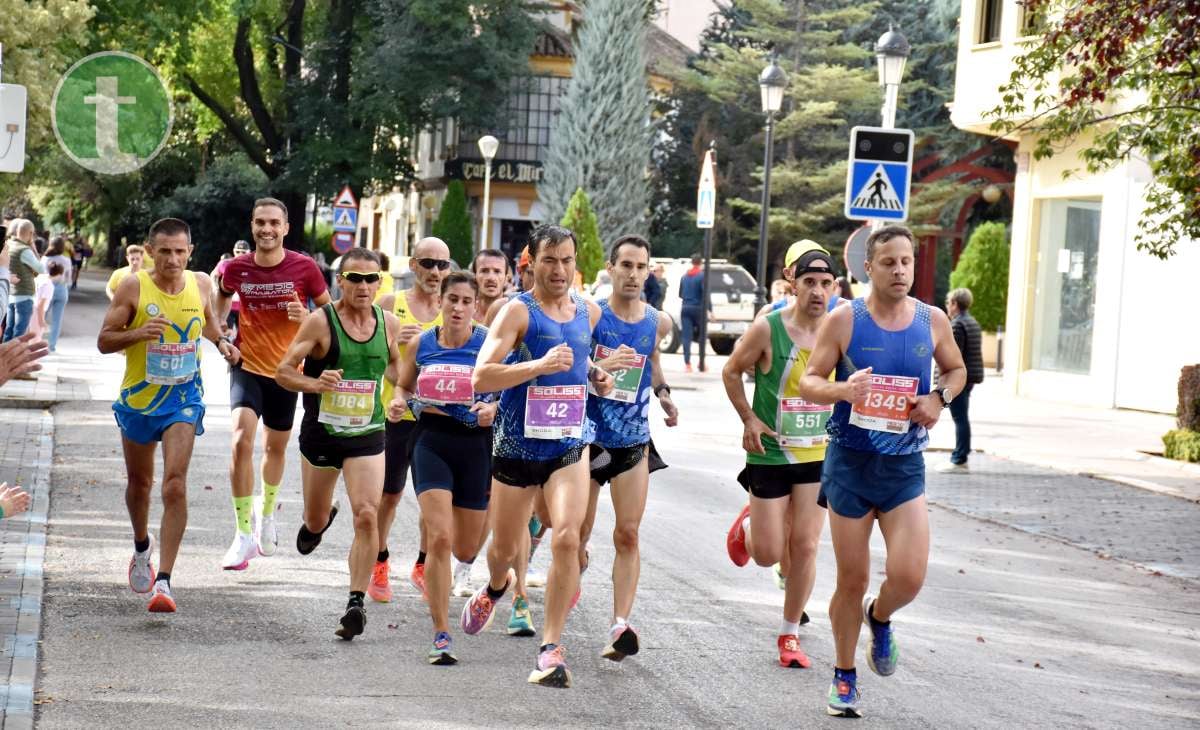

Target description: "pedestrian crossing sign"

left=332, top=206, right=358, bottom=232
left=844, top=126, right=913, bottom=222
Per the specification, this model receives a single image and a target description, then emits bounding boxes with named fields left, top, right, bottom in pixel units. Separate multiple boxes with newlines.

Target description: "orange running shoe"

left=410, top=561, right=427, bottom=599
left=726, top=504, right=751, bottom=567
left=367, top=559, right=392, bottom=602
left=147, top=579, right=176, bottom=613
left=777, top=634, right=810, bottom=668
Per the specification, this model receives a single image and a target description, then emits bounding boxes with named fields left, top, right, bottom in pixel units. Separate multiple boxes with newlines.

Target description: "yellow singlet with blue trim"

left=383, top=289, right=442, bottom=421
left=116, top=270, right=206, bottom=416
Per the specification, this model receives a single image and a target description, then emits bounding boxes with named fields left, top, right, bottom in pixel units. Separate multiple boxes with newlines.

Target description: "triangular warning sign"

left=851, top=164, right=903, bottom=212
left=333, top=207, right=356, bottom=228
left=334, top=185, right=357, bottom=209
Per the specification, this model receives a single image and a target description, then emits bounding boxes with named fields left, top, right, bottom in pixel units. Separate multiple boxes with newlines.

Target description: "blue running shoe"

left=428, top=631, right=457, bottom=665
left=863, top=594, right=898, bottom=676
left=826, top=672, right=862, bottom=718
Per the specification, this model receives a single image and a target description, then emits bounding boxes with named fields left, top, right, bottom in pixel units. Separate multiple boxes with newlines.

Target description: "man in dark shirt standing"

left=679, top=253, right=706, bottom=372
left=937, top=287, right=985, bottom=471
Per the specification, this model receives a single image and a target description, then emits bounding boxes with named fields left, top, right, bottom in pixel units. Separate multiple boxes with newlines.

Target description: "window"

left=1018, top=1, right=1046, bottom=36
left=1030, top=200, right=1102, bottom=374
left=978, top=0, right=1003, bottom=43
left=459, top=75, right=569, bottom=161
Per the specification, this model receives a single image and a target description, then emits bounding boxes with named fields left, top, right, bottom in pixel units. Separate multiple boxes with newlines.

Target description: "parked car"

left=653, top=257, right=758, bottom=356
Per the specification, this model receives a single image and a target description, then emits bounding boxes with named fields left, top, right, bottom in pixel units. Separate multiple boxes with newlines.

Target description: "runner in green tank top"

left=276, top=248, right=404, bottom=640
left=720, top=244, right=838, bottom=669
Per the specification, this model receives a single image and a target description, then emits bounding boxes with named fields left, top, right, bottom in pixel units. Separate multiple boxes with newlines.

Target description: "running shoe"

left=427, top=632, right=457, bottom=666
left=773, top=562, right=786, bottom=590
left=335, top=604, right=366, bottom=640
left=801, top=610, right=811, bottom=626
left=452, top=560, right=474, bottom=598
left=128, top=536, right=155, bottom=594
left=777, top=634, right=810, bottom=668
left=827, top=674, right=862, bottom=718
left=527, top=644, right=571, bottom=688
left=296, top=504, right=339, bottom=555
left=601, top=623, right=639, bottom=662
left=528, top=514, right=543, bottom=539
left=147, top=579, right=176, bottom=613
left=526, top=568, right=547, bottom=588
left=367, top=559, right=392, bottom=603
left=864, top=594, right=898, bottom=676
left=221, top=531, right=257, bottom=570
left=410, top=561, right=427, bottom=598
left=507, top=594, right=536, bottom=637
left=726, top=504, right=751, bottom=567
left=255, top=496, right=279, bottom=557
left=460, top=585, right=499, bottom=635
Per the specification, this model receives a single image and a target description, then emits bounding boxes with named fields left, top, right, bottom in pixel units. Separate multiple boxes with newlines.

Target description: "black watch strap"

left=654, top=383, right=671, bottom=397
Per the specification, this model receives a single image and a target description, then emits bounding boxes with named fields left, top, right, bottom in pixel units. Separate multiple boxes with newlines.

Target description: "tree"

left=540, top=0, right=652, bottom=245
left=560, top=188, right=604, bottom=286
left=948, top=221, right=1009, bottom=331
left=431, top=181, right=475, bottom=267
left=990, top=0, right=1199, bottom=259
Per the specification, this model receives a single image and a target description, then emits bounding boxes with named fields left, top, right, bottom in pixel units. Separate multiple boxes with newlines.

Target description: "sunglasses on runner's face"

left=340, top=272, right=381, bottom=284
left=416, top=258, right=451, bottom=271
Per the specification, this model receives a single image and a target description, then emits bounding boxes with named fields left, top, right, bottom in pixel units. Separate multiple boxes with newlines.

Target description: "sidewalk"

left=660, top=353, right=1200, bottom=502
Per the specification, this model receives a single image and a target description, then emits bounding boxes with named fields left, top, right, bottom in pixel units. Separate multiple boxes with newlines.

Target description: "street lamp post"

left=753, top=56, right=788, bottom=312
left=477, top=135, right=499, bottom=254
left=874, top=26, right=911, bottom=130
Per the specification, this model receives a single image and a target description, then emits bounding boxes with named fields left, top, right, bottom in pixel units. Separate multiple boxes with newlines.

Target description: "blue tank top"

left=413, top=325, right=491, bottom=426
left=588, top=300, right=659, bottom=448
left=771, top=294, right=840, bottom=313
left=826, top=297, right=932, bottom=455
left=494, top=291, right=595, bottom=460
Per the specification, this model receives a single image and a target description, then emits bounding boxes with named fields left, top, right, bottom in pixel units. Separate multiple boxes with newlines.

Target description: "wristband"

left=654, top=383, right=671, bottom=397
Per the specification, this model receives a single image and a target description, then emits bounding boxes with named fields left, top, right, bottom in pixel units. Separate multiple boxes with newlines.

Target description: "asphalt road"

left=30, top=273, right=1200, bottom=728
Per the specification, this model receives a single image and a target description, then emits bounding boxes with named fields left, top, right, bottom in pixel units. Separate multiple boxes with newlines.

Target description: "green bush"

left=1163, top=429, right=1200, bottom=463
left=949, top=221, right=1010, bottom=331
left=560, top=188, right=604, bottom=286
left=1177, top=365, right=1200, bottom=430
left=432, top=180, right=475, bottom=267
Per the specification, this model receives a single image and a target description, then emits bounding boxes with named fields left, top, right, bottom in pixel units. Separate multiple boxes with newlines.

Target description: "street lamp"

left=477, top=135, right=499, bottom=253
left=874, top=26, right=910, bottom=129
left=754, top=56, right=787, bottom=311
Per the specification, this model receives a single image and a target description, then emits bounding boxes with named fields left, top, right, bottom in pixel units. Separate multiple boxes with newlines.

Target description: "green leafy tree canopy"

left=560, top=188, right=604, bottom=285
left=431, top=181, right=475, bottom=267
left=948, top=221, right=1009, bottom=331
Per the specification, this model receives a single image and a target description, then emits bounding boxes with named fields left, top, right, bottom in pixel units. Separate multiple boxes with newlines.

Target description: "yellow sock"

left=233, top=495, right=253, bottom=535
left=261, top=479, right=280, bottom=516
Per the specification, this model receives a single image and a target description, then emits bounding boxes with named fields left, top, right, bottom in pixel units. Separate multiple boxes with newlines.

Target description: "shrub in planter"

left=1163, top=429, right=1200, bottom=463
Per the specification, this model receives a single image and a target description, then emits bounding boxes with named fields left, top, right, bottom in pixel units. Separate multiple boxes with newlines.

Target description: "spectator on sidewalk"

left=2, top=219, right=46, bottom=343
left=69, top=236, right=85, bottom=289
left=42, top=237, right=73, bottom=352
left=936, top=287, right=985, bottom=472
left=0, top=482, right=31, bottom=520
left=28, top=262, right=63, bottom=340
left=0, top=237, right=13, bottom=330
left=680, top=252, right=708, bottom=373
left=643, top=262, right=662, bottom=307
left=0, top=332, right=49, bottom=386
left=106, top=244, right=147, bottom=300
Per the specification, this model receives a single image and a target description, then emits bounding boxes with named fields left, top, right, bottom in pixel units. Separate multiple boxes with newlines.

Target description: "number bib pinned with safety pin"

left=319, top=379, right=377, bottom=428
left=778, top=397, right=832, bottom=447
left=146, top=341, right=199, bottom=385
left=849, top=374, right=918, bottom=434
left=524, top=384, right=586, bottom=439
left=416, top=364, right=474, bottom=406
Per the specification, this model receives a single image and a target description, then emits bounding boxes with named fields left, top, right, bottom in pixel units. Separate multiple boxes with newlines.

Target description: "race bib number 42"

left=778, top=398, right=832, bottom=447
left=146, top=341, right=199, bottom=385
left=416, top=364, right=474, bottom=406
left=524, top=384, right=586, bottom=439
left=319, top=379, right=377, bottom=428
left=849, top=374, right=919, bottom=434
left=593, top=344, right=646, bottom=403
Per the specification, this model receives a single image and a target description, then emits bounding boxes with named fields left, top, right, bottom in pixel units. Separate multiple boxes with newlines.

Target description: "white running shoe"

left=452, top=561, right=475, bottom=597
left=128, top=535, right=155, bottom=594
left=255, top=497, right=280, bottom=557
left=525, top=568, right=547, bottom=588
left=221, top=531, right=257, bottom=570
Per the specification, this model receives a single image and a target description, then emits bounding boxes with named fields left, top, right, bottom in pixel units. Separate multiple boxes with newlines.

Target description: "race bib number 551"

left=849, top=374, right=918, bottom=434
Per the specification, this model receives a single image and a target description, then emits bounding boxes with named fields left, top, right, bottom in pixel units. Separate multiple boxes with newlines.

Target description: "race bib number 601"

left=849, top=374, right=919, bottom=434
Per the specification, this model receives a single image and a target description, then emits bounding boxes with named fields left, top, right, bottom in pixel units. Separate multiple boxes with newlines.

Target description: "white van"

left=653, top=257, right=758, bottom=355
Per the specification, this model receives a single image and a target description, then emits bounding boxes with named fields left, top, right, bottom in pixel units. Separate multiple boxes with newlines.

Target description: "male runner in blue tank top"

left=800, top=225, right=966, bottom=718
left=579, top=234, right=678, bottom=663
left=464, top=224, right=614, bottom=688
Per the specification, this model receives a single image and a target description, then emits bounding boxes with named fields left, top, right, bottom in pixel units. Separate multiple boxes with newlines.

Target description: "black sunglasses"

left=340, top=271, right=381, bottom=284
left=416, top=258, right=451, bottom=271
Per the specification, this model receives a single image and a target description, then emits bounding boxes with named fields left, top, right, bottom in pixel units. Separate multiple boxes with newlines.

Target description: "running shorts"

left=819, top=441, right=925, bottom=518
left=588, top=441, right=669, bottom=485
left=298, top=426, right=384, bottom=471
left=737, top=460, right=823, bottom=500
left=229, top=365, right=298, bottom=432
left=383, top=419, right=418, bottom=495
left=114, top=404, right=205, bottom=445
left=411, top=413, right=492, bottom=510
left=492, top=445, right=586, bottom=488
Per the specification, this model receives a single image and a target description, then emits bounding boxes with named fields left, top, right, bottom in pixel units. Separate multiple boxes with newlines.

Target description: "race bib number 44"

left=778, top=398, right=832, bottom=447
left=849, top=374, right=919, bottom=434
left=416, top=364, right=474, bottom=405
left=319, top=379, right=377, bottom=428
left=146, top=341, right=199, bottom=385
left=593, top=344, right=646, bottom=403
left=524, top=384, right=586, bottom=439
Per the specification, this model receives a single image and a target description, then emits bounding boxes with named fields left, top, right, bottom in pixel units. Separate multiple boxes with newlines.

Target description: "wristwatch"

left=934, top=387, right=953, bottom=408
left=653, top=383, right=671, bottom=398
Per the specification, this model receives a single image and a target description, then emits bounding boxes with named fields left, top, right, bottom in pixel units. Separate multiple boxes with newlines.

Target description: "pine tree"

left=432, top=181, right=475, bottom=267
left=539, top=0, right=652, bottom=246
left=560, top=188, right=604, bottom=286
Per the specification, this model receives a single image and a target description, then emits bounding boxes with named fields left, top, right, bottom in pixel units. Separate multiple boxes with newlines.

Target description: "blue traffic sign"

left=844, top=127, right=913, bottom=222
left=332, top=205, right=358, bottom=232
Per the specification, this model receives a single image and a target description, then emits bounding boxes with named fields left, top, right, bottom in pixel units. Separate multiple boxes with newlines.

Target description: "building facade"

left=950, top=0, right=1199, bottom=414
left=358, top=3, right=689, bottom=267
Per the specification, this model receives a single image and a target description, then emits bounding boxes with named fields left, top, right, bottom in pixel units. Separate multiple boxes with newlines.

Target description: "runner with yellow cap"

left=756, top=240, right=847, bottom=320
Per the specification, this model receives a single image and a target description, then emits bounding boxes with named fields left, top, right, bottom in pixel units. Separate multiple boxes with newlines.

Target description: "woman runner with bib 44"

left=391, top=271, right=497, bottom=666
